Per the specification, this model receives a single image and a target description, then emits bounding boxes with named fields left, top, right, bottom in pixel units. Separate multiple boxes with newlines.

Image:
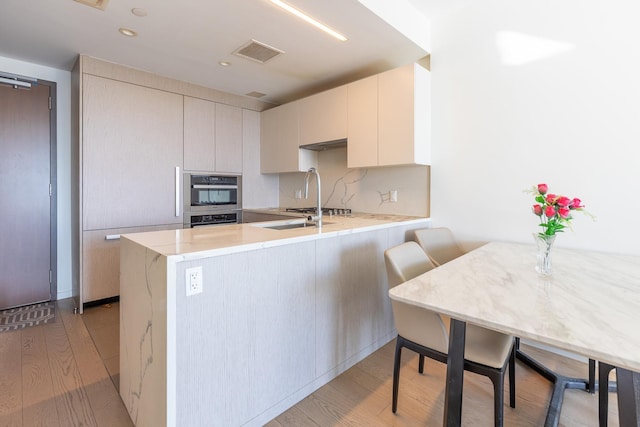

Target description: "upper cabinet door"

left=378, top=64, right=430, bottom=167
left=299, top=86, right=347, bottom=146
left=184, top=98, right=243, bottom=173
left=215, top=103, right=243, bottom=174
left=261, top=63, right=429, bottom=172
left=82, top=75, right=184, bottom=230
left=184, top=96, right=216, bottom=172
left=261, top=101, right=302, bottom=173
left=347, top=75, right=378, bottom=168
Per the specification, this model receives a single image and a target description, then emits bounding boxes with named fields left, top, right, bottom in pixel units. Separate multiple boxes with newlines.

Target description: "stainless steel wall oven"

left=183, top=174, right=242, bottom=227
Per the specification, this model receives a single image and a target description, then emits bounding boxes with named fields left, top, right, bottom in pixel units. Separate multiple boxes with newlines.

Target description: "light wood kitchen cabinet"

left=260, top=101, right=298, bottom=173
left=82, top=74, right=184, bottom=230
left=184, top=96, right=216, bottom=172
left=82, top=224, right=182, bottom=303
left=261, top=100, right=317, bottom=173
left=347, top=63, right=430, bottom=168
left=262, top=63, right=429, bottom=172
left=74, top=55, right=272, bottom=308
left=346, top=75, right=378, bottom=168
left=119, top=217, right=428, bottom=425
left=261, top=86, right=348, bottom=174
left=215, top=103, right=243, bottom=173
left=314, top=228, right=394, bottom=374
left=378, top=63, right=430, bottom=166
left=299, top=86, right=347, bottom=146
left=184, top=98, right=243, bottom=173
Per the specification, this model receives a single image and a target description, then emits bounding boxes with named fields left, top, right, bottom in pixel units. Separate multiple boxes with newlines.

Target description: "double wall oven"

left=183, top=174, right=242, bottom=228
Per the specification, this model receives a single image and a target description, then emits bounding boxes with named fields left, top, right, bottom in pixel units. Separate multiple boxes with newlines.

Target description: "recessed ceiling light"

left=269, top=0, right=347, bottom=42
left=219, top=61, right=231, bottom=67
left=118, top=27, right=138, bottom=37
left=131, top=8, right=147, bottom=17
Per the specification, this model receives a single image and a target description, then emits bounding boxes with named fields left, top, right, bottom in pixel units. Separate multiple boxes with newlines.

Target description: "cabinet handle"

left=105, top=234, right=121, bottom=241
left=175, top=166, right=180, bottom=217
left=192, top=184, right=238, bottom=190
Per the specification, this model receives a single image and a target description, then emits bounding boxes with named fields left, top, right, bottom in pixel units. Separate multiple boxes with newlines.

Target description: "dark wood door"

left=0, top=82, right=52, bottom=309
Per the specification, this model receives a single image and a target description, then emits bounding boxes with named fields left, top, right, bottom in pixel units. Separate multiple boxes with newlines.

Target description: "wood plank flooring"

left=267, top=340, right=620, bottom=427
left=0, top=299, right=132, bottom=427
left=0, top=299, right=621, bottom=426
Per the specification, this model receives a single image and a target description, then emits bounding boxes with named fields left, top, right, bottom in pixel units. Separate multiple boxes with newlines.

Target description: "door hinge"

left=49, top=270, right=53, bottom=284
left=49, top=183, right=52, bottom=197
left=48, top=96, right=52, bottom=110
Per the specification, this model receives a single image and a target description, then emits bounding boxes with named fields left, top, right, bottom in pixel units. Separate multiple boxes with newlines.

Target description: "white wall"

left=0, top=56, right=73, bottom=298
left=430, top=0, right=640, bottom=255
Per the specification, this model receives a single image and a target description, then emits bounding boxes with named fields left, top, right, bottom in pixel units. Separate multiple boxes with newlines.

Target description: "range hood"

left=299, top=138, right=347, bottom=151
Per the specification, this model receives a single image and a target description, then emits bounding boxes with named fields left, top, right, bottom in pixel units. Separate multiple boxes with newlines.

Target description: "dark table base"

left=517, top=349, right=591, bottom=426
left=443, top=320, right=635, bottom=427
left=517, top=348, right=625, bottom=427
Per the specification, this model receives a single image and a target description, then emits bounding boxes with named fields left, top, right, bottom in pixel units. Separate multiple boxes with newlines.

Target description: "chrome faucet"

left=303, top=167, right=322, bottom=227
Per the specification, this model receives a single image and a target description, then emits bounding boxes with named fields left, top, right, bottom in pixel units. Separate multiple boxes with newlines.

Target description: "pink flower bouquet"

left=531, top=183, right=586, bottom=238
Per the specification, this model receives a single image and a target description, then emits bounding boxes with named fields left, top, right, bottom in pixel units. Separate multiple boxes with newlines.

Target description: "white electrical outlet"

left=295, top=189, right=302, bottom=199
left=390, top=190, right=398, bottom=202
left=186, top=266, right=203, bottom=296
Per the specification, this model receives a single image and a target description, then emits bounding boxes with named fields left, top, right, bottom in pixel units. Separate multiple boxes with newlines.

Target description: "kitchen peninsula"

left=119, top=214, right=429, bottom=426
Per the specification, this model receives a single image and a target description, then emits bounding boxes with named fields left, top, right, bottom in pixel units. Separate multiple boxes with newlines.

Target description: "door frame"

left=44, top=79, right=58, bottom=302
left=0, top=75, right=57, bottom=306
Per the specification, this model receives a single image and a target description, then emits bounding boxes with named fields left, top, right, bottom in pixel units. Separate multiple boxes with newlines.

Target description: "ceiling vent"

left=74, top=0, right=110, bottom=10
left=245, top=91, right=267, bottom=98
left=233, top=40, right=284, bottom=64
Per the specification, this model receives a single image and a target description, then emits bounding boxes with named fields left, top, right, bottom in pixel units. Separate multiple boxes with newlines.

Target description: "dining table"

left=388, top=241, right=640, bottom=426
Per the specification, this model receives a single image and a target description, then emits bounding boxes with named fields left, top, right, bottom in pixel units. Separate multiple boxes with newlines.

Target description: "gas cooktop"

left=286, top=207, right=352, bottom=216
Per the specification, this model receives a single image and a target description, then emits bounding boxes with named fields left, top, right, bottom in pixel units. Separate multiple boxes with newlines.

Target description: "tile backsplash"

left=278, top=147, right=430, bottom=217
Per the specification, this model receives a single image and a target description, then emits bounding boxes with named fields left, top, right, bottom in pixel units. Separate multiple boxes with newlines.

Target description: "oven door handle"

left=175, top=166, right=180, bottom=217
left=192, top=184, right=238, bottom=190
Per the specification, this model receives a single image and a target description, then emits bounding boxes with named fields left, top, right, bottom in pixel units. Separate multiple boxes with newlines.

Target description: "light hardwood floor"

left=0, top=299, right=619, bottom=426
left=0, top=299, right=132, bottom=427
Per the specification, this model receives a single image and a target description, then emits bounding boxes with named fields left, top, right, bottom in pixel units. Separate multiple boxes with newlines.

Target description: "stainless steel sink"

left=264, top=222, right=315, bottom=230
left=251, top=219, right=333, bottom=230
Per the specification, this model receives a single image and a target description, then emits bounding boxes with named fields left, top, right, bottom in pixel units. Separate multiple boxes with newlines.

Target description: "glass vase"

left=534, top=233, right=556, bottom=276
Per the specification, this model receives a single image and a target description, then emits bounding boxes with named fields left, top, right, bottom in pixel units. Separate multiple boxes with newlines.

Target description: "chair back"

left=384, top=242, right=448, bottom=353
left=384, top=241, right=435, bottom=288
left=414, top=227, right=465, bottom=266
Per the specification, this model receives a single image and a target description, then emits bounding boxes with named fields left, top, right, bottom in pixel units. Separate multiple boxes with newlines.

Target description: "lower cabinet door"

left=82, top=225, right=183, bottom=303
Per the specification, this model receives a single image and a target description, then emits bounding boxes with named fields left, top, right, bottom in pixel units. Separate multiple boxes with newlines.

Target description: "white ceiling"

left=0, top=0, right=455, bottom=104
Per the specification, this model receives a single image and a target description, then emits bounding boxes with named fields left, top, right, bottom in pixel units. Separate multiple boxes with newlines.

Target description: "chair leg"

left=392, top=337, right=404, bottom=413
left=599, top=362, right=615, bottom=427
left=488, top=370, right=505, bottom=427
left=419, top=354, right=425, bottom=374
left=509, top=344, right=516, bottom=408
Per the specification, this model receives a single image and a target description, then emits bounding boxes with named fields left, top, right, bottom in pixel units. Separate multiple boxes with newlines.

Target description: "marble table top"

left=389, top=241, right=640, bottom=372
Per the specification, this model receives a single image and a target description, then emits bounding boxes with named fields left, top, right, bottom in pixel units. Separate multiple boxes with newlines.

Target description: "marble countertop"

left=389, top=241, right=640, bottom=372
left=121, top=213, right=429, bottom=261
